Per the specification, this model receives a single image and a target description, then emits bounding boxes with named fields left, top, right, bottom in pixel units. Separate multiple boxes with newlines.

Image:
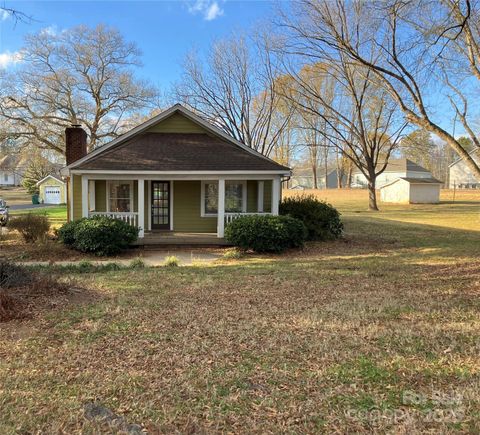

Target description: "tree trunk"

left=347, top=165, right=353, bottom=187
left=367, top=181, right=379, bottom=211
left=324, top=145, right=328, bottom=190
left=312, top=164, right=318, bottom=189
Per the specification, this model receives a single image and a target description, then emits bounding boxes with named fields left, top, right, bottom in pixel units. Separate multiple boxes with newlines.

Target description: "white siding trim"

left=257, top=181, right=264, bottom=212
left=138, top=178, right=145, bottom=238
left=272, top=177, right=280, bottom=215
left=88, top=180, right=95, bottom=211
left=70, top=170, right=288, bottom=176
left=147, top=180, right=151, bottom=231
left=217, top=178, right=225, bottom=238
left=69, top=176, right=74, bottom=221
left=170, top=180, right=174, bottom=231
left=81, top=176, right=89, bottom=218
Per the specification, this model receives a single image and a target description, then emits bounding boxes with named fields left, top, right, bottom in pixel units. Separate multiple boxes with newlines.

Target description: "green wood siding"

left=173, top=180, right=216, bottom=232
left=72, top=175, right=82, bottom=220
left=95, top=180, right=107, bottom=212
left=264, top=180, right=272, bottom=212
left=146, top=112, right=207, bottom=134
left=38, top=178, right=66, bottom=204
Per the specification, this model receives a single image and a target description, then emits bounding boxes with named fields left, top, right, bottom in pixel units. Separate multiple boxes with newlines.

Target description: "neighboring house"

left=351, top=158, right=434, bottom=188
left=290, top=168, right=347, bottom=189
left=61, top=104, right=290, bottom=244
left=0, top=154, right=62, bottom=188
left=380, top=177, right=442, bottom=204
left=0, top=155, right=29, bottom=186
left=36, top=175, right=66, bottom=204
left=449, top=149, right=480, bottom=188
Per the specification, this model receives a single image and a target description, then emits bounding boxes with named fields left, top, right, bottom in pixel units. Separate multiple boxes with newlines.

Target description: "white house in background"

left=448, top=149, right=480, bottom=188
left=0, top=155, right=29, bottom=186
left=380, top=177, right=442, bottom=204
left=351, top=158, right=434, bottom=188
left=290, top=168, right=347, bottom=189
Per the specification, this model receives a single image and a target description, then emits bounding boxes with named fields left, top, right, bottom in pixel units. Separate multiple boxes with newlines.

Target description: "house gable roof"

left=69, top=104, right=290, bottom=173
left=353, top=158, right=430, bottom=175
left=448, top=148, right=479, bottom=168
left=36, top=174, right=65, bottom=186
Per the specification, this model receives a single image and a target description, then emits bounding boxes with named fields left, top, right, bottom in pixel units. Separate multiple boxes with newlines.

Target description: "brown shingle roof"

left=75, top=133, right=290, bottom=172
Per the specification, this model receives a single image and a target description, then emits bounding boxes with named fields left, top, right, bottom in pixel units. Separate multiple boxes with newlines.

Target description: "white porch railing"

left=224, top=212, right=272, bottom=225
left=89, top=211, right=139, bottom=227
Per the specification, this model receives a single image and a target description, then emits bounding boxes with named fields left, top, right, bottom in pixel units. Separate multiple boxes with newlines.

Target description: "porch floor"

left=135, top=231, right=230, bottom=246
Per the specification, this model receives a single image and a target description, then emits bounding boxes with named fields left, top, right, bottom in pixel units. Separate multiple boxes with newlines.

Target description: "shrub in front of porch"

left=8, top=214, right=50, bottom=243
left=225, top=215, right=307, bottom=253
left=57, top=218, right=87, bottom=246
left=57, top=216, right=139, bottom=256
left=279, top=195, right=343, bottom=241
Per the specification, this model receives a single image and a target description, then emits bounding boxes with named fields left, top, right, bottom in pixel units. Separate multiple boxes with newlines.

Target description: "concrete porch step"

left=134, top=232, right=230, bottom=246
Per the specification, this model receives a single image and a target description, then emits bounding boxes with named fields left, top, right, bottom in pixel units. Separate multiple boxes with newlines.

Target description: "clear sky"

left=0, top=0, right=275, bottom=91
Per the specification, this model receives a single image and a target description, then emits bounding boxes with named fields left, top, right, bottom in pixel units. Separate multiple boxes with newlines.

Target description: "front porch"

left=72, top=176, right=282, bottom=241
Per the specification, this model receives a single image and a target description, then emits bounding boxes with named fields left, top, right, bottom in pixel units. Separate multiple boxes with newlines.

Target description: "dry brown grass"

left=0, top=229, right=143, bottom=262
left=0, top=192, right=479, bottom=433
left=0, top=186, right=31, bottom=205
left=0, top=261, right=96, bottom=322
left=283, top=187, right=480, bottom=208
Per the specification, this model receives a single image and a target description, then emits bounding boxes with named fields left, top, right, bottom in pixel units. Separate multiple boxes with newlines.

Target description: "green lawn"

left=1, top=190, right=479, bottom=433
left=10, top=205, right=67, bottom=226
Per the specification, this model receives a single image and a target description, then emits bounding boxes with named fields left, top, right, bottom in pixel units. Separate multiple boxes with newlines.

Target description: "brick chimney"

left=65, top=124, right=87, bottom=165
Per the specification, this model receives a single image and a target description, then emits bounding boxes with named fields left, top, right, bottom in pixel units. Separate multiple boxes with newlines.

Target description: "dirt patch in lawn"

left=0, top=261, right=98, bottom=322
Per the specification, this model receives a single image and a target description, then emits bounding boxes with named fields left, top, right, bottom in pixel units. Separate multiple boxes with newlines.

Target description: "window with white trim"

left=201, top=180, right=246, bottom=216
left=108, top=181, right=133, bottom=212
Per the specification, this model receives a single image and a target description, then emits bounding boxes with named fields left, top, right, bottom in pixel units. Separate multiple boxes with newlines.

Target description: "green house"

left=62, top=104, right=290, bottom=244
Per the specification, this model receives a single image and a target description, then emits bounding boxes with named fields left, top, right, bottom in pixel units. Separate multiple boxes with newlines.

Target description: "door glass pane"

left=152, top=182, right=169, bottom=227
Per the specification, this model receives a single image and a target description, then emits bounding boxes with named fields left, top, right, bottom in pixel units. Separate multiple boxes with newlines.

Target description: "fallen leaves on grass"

left=0, top=260, right=97, bottom=322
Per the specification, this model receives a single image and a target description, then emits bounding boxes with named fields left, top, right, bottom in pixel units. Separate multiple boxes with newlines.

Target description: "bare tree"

left=284, top=0, right=480, bottom=179
left=0, top=24, right=158, bottom=155
left=280, top=56, right=406, bottom=209
left=174, top=34, right=293, bottom=156
left=0, top=7, right=33, bottom=24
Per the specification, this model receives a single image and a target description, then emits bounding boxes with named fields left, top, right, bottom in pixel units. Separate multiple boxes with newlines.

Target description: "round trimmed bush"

left=280, top=194, right=343, bottom=241
left=58, top=216, right=139, bottom=256
left=57, top=218, right=86, bottom=246
left=225, top=214, right=307, bottom=253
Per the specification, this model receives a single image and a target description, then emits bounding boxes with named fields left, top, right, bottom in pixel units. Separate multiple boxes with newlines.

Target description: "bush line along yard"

left=1, top=189, right=479, bottom=433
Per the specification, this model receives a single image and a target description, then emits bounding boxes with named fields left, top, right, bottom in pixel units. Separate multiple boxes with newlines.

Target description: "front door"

left=152, top=181, right=170, bottom=230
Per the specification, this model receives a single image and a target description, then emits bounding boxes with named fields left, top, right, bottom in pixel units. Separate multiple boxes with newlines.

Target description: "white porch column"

left=217, top=178, right=225, bottom=238
left=257, top=181, right=264, bottom=213
left=88, top=180, right=95, bottom=211
left=272, top=177, right=281, bottom=215
left=81, top=176, right=89, bottom=218
left=138, top=178, right=145, bottom=238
